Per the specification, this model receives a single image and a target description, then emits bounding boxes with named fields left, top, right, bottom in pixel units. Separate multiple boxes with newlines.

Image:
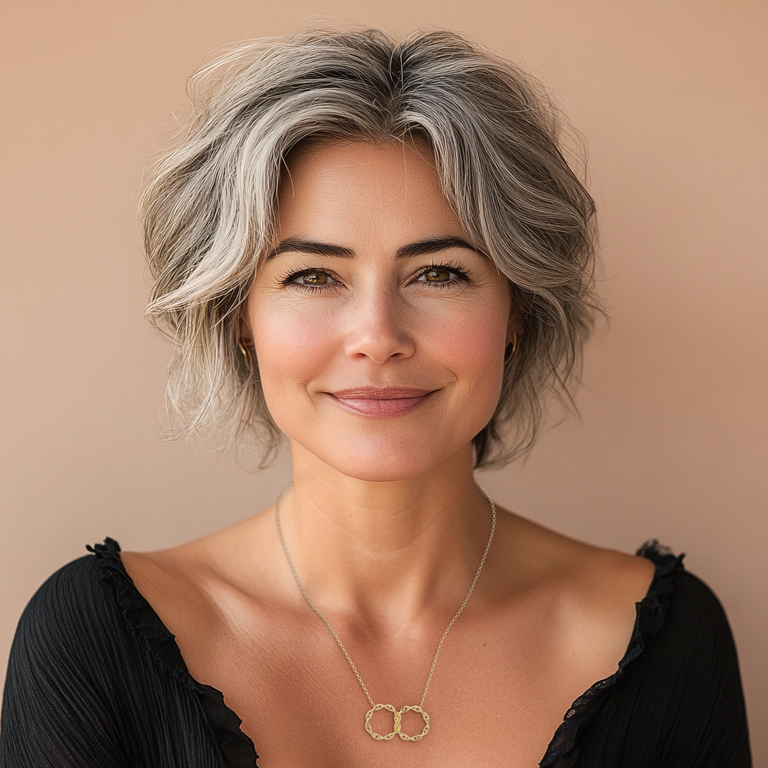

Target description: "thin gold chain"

left=275, top=482, right=497, bottom=711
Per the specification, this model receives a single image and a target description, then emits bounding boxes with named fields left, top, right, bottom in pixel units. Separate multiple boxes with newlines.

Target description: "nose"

left=343, top=290, right=416, bottom=364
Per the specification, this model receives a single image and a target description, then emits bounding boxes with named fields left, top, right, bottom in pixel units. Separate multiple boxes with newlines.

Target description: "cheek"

left=248, top=288, right=510, bottom=460
left=427, top=301, right=509, bottom=381
left=249, top=303, right=337, bottom=413
left=444, top=312, right=506, bottom=369
left=417, top=300, right=510, bottom=435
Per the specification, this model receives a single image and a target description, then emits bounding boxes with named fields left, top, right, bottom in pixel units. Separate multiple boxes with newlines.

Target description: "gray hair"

left=141, top=27, right=599, bottom=469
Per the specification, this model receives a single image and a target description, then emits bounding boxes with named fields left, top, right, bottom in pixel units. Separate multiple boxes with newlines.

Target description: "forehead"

left=276, top=139, right=466, bottom=243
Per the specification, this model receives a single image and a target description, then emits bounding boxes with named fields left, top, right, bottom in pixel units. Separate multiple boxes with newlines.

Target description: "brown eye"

left=280, top=267, right=340, bottom=290
left=297, top=271, right=328, bottom=285
left=418, top=264, right=468, bottom=284
left=422, top=267, right=452, bottom=282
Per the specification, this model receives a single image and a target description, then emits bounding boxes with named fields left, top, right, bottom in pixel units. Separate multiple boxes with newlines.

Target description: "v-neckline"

left=89, top=538, right=683, bottom=768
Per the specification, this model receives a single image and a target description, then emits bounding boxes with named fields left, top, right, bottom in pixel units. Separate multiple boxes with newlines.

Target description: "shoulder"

left=642, top=554, right=741, bottom=662
left=16, top=552, right=110, bottom=642
left=118, top=513, right=283, bottom=637
left=627, top=546, right=749, bottom=740
left=542, top=543, right=751, bottom=767
left=119, top=540, right=226, bottom=635
left=27, top=549, right=105, bottom=609
left=669, top=567, right=732, bottom=624
left=610, top=550, right=752, bottom=764
left=5, top=540, right=190, bottom=718
left=631, top=542, right=733, bottom=646
left=1, top=550, right=127, bottom=767
left=2, top=543, right=139, bottom=746
left=9, top=543, right=130, bottom=671
left=493, top=512, right=658, bottom=680
left=498, top=511, right=657, bottom=611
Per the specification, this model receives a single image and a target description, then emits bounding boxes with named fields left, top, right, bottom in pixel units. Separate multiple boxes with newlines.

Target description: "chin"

left=336, top=460, right=432, bottom=484
left=296, top=433, right=459, bottom=483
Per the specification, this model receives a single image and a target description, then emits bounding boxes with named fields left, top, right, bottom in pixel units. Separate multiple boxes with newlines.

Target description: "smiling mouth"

left=327, top=387, right=435, bottom=418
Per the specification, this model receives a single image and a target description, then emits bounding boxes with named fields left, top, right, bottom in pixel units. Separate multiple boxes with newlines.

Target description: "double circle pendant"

left=364, top=704, right=430, bottom=741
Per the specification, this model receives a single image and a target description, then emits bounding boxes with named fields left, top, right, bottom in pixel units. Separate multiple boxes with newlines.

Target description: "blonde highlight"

left=141, top=27, right=600, bottom=469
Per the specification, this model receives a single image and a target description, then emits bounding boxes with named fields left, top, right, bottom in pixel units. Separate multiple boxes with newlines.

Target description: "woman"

left=0, top=28, right=750, bottom=767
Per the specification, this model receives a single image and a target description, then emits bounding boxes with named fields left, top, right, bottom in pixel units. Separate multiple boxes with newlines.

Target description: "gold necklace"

left=275, top=482, right=496, bottom=742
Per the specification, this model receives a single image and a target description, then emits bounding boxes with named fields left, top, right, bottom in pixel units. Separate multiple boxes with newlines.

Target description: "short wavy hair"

left=141, top=27, right=599, bottom=469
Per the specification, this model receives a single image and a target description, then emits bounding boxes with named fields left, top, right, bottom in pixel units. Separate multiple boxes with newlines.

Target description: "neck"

left=275, top=442, right=495, bottom=628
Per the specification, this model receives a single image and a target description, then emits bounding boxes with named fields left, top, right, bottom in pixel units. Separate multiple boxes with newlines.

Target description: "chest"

left=180, top=607, right=621, bottom=768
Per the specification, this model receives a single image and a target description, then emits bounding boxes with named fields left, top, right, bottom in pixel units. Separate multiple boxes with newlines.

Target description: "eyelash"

left=416, top=260, right=470, bottom=290
left=277, top=261, right=470, bottom=293
left=277, top=266, right=335, bottom=293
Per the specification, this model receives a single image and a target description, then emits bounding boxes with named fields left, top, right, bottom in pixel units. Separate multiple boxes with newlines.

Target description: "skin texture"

left=247, top=139, right=516, bottom=483
left=122, top=141, right=655, bottom=767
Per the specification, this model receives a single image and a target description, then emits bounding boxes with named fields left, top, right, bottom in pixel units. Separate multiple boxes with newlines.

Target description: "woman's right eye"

left=282, top=269, right=339, bottom=288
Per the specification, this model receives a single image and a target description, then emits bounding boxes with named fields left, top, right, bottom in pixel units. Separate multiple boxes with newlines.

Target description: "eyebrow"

left=266, top=236, right=480, bottom=261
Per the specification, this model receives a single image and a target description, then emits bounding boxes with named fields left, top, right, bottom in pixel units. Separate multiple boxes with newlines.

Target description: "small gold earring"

left=238, top=340, right=253, bottom=367
left=504, top=332, right=518, bottom=365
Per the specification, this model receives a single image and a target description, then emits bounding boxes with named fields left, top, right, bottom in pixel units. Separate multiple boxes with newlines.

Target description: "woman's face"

left=245, top=140, right=517, bottom=481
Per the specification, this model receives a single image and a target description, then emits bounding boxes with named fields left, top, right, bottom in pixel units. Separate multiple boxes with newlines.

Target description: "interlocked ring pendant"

left=364, top=704, right=430, bottom=742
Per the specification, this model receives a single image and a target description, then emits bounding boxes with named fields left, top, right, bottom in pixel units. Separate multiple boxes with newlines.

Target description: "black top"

left=0, top=539, right=751, bottom=767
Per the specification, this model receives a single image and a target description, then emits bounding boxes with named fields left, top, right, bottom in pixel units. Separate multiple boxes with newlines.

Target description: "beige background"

left=1, top=0, right=765, bottom=760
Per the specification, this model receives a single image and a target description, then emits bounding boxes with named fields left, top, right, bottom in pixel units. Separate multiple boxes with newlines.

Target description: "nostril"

left=342, top=302, right=415, bottom=363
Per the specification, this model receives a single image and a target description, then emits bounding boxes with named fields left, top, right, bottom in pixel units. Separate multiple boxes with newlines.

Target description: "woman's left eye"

left=416, top=264, right=468, bottom=285
left=293, top=270, right=332, bottom=285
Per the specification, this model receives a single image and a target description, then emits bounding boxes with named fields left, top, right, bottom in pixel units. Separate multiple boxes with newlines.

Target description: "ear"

left=507, top=316, right=523, bottom=345
left=506, top=290, right=524, bottom=345
left=238, top=311, right=254, bottom=346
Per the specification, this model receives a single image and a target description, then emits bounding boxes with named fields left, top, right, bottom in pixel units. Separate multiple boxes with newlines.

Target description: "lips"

left=327, top=387, right=435, bottom=418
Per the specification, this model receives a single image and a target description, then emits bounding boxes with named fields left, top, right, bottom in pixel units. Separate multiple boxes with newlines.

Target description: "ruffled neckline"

left=539, top=541, right=684, bottom=767
left=88, top=539, right=259, bottom=767
left=88, top=537, right=683, bottom=768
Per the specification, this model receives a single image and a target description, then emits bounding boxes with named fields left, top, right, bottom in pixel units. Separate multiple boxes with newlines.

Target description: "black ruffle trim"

left=539, top=540, right=685, bottom=767
left=87, top=538, right=259, bottom=768
left=87, top=538, right=683, bottom=768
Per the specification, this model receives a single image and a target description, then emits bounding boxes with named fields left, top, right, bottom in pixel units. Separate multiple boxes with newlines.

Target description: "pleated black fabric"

left=0, top=539, right=751, bottom=767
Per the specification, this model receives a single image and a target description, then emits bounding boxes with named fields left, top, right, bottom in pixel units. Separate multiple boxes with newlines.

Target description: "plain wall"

left=1, top=0, right=766, bottom=760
